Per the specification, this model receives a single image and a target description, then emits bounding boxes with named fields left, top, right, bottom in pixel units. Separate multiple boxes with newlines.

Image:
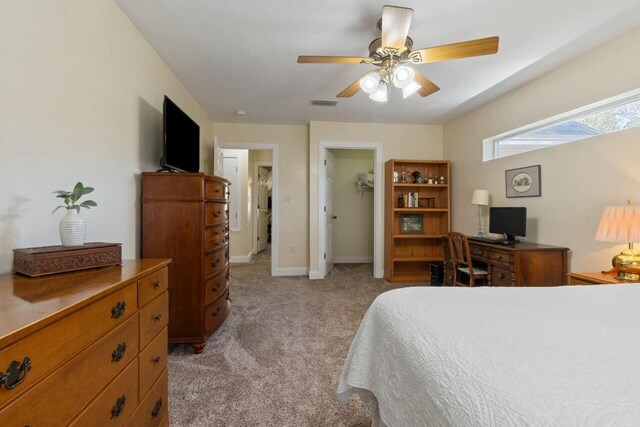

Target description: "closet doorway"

left=318, top=142, right=383, bottom=279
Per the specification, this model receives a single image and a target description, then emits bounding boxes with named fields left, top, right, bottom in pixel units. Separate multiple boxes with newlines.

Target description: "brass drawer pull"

left=153, top=281, right=162, bottom=288
left=0, top=357, right=32, bottom=390
left=215, top=189, right=220, bottom=194
left=111, top=301, right=126, bottom=319
left=496, top=272, right=505, bottom=279
left=153, top=356, right=161, bottom=365
left=111, top=343, right=127, bottom=362
left=151, top=399, right=163, bottom=418
left=154, top=314, right=162, bottom=322
left=211, top=307, right=221, bottom=317
left=497, top=255, right=503, bottom=260
left=212, top=261, right=220, bottom=268
left=213, top=211, right=221, bottom=218
left=111, top=395, right=126, bottom=419
left=212, top=285, right=220, bottom=292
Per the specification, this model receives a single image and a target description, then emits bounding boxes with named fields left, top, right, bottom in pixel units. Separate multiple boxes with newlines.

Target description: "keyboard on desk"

left=468, top=236, right=513, bottom=245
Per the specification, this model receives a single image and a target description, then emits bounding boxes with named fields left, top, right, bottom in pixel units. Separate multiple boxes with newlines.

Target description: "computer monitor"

left=489, top=207, right=527, bottom=242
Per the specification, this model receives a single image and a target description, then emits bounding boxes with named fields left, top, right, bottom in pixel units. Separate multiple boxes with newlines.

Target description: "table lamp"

left=471, top=189, right=490, bottom=237
left=595, top=201, right=640, bottom=280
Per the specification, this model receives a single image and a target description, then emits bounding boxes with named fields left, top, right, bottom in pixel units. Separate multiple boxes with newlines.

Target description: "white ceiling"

left=115, top=0, right=640, bottom=125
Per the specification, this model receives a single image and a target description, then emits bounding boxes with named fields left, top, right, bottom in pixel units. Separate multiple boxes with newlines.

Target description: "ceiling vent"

left=311, top=100, right=338, bottom=106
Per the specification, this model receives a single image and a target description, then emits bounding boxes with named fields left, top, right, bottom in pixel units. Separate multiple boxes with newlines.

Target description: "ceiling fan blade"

left=413, top=70, right=440, bottom=97
left=297, top=56, right=369, bottom=64
left=381, top=5, right=414, bottom=50
left=410, top=36, right=499, bottom=64
left=337, top=72, right=371, bottom=98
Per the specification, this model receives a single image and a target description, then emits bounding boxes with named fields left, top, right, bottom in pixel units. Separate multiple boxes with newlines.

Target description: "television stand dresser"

left=141, top=172, right=231, bottom=353
left=0, top=259, right=170, bottom=426
left=444, top=239, right=569, bottom=286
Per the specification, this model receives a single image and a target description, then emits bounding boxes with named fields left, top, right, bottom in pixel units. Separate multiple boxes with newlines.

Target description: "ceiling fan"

left=297, top=5, right=499, bottom=102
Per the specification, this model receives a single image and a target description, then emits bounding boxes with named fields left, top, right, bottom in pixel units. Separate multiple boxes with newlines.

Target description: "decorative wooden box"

left=13, top=242, right=122, bottom=277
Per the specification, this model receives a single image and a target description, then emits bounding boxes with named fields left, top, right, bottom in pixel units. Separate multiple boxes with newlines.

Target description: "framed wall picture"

left=400, top=214, right=424, bottom=234
left=505, top=165, right=541, bottom=198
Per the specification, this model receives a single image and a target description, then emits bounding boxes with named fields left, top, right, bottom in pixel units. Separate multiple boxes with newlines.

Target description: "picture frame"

left=505, top=165, right=541, bottom=198
left=400, top=214, right=424, bottom=234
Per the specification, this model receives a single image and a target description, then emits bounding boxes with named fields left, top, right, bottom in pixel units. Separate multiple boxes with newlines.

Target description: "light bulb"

left=401, top=81, right=421, bottom=99
left=392, top=66, right=415, bottom=89
left=369, top=83, right=388, bottom=102
left=359, top=72, right=381, bottom=95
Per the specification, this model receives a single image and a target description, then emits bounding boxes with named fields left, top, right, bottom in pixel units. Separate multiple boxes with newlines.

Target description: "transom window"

left=484, top=89, right=640, bottom=161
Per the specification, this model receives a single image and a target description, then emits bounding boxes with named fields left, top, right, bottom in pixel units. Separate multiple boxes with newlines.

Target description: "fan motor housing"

left=368, top=36, right=414, bottom=60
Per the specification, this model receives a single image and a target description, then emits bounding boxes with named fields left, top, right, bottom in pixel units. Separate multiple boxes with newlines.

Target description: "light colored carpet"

left=167, top=251, right=396, bottom=426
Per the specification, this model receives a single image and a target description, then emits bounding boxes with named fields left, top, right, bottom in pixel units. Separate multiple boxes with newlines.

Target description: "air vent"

left=311, top=100, right=338, bottom=106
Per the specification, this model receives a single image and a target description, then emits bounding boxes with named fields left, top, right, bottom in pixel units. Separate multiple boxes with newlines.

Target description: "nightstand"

left=568, top=271, right=629, bottom=285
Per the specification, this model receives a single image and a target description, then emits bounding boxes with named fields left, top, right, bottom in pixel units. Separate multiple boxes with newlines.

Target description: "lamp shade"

left=595, top=204, right=640, bottom=243
left=471, top=189, right=489, bottom=206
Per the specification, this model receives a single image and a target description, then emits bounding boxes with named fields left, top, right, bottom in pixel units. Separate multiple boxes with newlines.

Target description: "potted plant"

left=53, top=182, right=97, bottom=246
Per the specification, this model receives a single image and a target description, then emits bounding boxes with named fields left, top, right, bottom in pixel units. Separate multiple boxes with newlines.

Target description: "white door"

left=223, top=156, right=240, bottom=231
left=325, top=150, right=335, bottom=274
left=257, top=166, right=270, bottom=252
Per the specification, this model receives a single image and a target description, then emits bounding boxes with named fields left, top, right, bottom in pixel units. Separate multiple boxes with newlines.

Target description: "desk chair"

left=448, top=232, right=490, bottom=287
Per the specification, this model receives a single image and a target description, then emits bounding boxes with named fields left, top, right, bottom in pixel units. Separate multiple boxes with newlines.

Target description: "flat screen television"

left=160, top=96, right=200, bottom=173
left=489, top=207, right=527, bottom=243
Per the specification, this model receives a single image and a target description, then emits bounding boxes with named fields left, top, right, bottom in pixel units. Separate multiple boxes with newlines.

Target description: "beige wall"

left=0, top=0, right=213, bottom=273
left=330, top=149, right=374, bottom=262
left=309, top=121, right=444, bottom=275
left=214, top=123, right=309, bottom=272
left=444, top=26, right=640, bottom=272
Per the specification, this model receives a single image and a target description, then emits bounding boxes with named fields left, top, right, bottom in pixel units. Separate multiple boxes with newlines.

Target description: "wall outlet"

left=289, top=245, right=295, bottom=253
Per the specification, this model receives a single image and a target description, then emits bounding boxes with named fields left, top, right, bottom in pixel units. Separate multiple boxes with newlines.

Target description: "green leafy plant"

left=52, top=182, right=97, bottom=214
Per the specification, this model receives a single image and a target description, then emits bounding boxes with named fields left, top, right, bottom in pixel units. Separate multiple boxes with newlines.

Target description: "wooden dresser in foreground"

left=0, top=259, right=170, bottom=426
left=142, top=172, right=231, bottom=353
left=568, top=271, right=628, bottom=285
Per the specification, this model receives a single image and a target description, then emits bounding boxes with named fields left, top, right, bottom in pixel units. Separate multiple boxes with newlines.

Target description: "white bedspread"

left=338, top=285, right=640, bottom=426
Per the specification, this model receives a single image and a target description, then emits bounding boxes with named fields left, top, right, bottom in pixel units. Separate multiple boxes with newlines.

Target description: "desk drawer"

left=126, top=369, right=168, bottom=427
left=139, top=328, right=168, bottom=400
left=205, top=203, right=228, bottom=227
left=138, top=267, right=168, bottom=308
left=469, top=244, right=490, bottom=261
left=491, top=267, right=515, bottom=286
left=489, top=250, right=512, bottom=266
left=0, top=284, right=137, bottom=409
left=70, top=359, right=139, bottom=427
left=140, top=292, right=168, bottom=349
left=0, top=315, right=139, bottom=426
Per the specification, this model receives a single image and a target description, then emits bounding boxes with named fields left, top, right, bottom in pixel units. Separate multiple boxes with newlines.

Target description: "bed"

left=337, top=285, right=640, bottom=426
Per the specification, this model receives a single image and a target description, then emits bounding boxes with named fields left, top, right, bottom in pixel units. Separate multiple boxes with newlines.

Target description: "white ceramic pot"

left=59, top=208, right=86, bottom=246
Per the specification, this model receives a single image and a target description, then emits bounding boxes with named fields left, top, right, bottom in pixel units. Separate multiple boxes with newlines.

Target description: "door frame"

left=217, top=141, right=279, bottom=276
left=253, top=161, right=272, bottom=254
left=317, top=141, right=383, bottom=279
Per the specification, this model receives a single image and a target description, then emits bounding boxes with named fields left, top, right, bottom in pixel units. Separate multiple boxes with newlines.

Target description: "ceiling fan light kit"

left=297, top=5, right=500, bottom=102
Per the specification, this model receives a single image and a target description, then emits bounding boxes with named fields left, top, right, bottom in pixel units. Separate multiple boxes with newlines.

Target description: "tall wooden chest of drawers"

left=141, top=172, right=231, bottom=353
left=0, top=259, right=170, bottom=426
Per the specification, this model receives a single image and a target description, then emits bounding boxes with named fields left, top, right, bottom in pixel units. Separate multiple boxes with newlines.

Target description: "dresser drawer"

left=69, top=359, right=139, bottom=427
left=469, top=244, right=490, bottom=261
left=204, top=226, right=229, bottom=252
left=205, top=269, right=229, bottom=305
left=0, top=315, right=139, bottom=426
left=139, top=328, right=168, bottom=400
left=491, top=267, right=515, bottom=286
left=204, top=247, right=228, bottom=277
left=205, top=203, right=228, bottom=227
left=140, top=292, right=169, bottom=349
left=489, top=250, right=512, bottom=266
left=126, top=369, right=168, bottom=427
left=0, top=284, right=137, bottom=409
left=138, top=267, right=168, bottom=308
left=205, top=182, right=228, bottom=201
left=205, top=293, right=230, bottom=332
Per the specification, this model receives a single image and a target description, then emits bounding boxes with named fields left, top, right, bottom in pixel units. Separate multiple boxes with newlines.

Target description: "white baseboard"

left=274, top=267, right=309, bottom=277
left=230, top=251, right=254, bottom=264
left=308, top=270, right=322, bottom=280
left=334, top=257, right=374, bottom=264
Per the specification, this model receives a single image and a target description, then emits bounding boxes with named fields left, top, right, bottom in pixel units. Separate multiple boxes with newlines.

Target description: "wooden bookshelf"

left=384, top=159, right=451, bottom=284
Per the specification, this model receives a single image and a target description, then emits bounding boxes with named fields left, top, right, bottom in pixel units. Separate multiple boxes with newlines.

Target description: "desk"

left=443, top=238, right=569, bottom=286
